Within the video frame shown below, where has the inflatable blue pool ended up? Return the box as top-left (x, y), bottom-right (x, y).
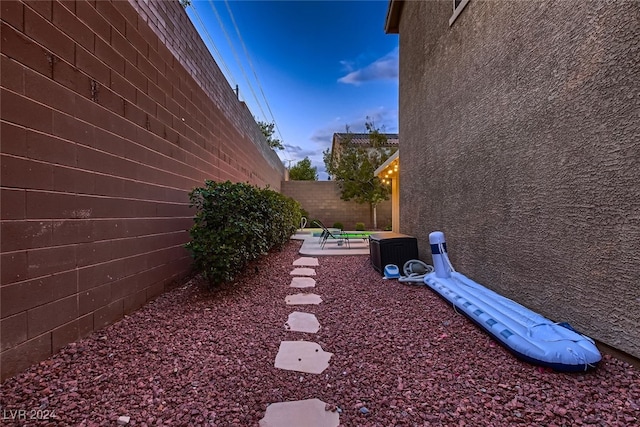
top-left (425, 231), bottom-right (601, 372)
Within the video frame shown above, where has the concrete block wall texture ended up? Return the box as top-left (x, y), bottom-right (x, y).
top-left (281, 181), bottom-right (392, 230)
top-left (0, 0), bottom-right (284, 380)
top-left (396, 0), bottom-right (640, 358)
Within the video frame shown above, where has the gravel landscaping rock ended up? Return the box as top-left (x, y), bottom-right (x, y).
top-left (1, 241), bottom-right (639, 426)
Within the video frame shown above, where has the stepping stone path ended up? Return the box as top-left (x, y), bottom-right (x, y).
top-left (259, 398), bottom-right (339, 427)
top-left (290, 267), bottom-right (316, 276)
top-left (259, 257), bottom-right (340, 425)
top-left (274, 341), bottom-right (333, 374)
top-left (292, 257), bottom-right (319, 266)
top-left (290, 277), bottom-right (316, 288)
top-left (284, 311), bottom-right (320, 333)
top-left (285, 293), bottom-right (322, 305)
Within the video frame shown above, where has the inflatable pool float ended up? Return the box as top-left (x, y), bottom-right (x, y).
top-left (425, 231), bottom-right (601, 372)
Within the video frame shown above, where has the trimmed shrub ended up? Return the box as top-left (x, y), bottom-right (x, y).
top-left (355, 222), bottom-right (366, 231)
top-left (332, 222), bottom-right (344, 230)
top-left (186, 180), bottom-right (301, 288)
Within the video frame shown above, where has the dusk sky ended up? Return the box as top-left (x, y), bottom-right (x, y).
top-left (186, 0), bottom-right (399, 179)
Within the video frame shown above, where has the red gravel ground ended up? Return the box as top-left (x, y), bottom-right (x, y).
top-left (1, 241), bottom-right (639, 426)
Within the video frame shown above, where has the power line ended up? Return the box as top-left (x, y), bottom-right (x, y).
top-left (206, 0), bottom-right (268, 121)
top-left (222, 0), bottom-right (286, 148)
top-left (188, 1), bottom-right (293, 164)
top-left (189, 3), bottom-right (236, 89)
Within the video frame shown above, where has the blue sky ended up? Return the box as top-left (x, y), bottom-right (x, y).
top-left (185, 0), bottom-right (398, 180)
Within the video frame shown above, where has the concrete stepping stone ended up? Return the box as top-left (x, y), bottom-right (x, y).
top-left (285, 293), bottom-right (322, 305)
top-left (290, 277), bottom-right (316, 288)
top-left (284, 312), bottom-right (320, 333)
top-left (290, 267), bottom-right (316, 276)
top-left (274, 341), bottom-right (333, 374)
top-left (259, 398), bottom-right (339, 427)
top-left (293, 257), bottom-right (319, 267)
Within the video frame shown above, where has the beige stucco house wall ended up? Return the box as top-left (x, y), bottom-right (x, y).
top-left (386, 0), bottom-right (640, 359)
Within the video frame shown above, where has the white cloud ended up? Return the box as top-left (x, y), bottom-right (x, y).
top-left (361, 106), bottom-right (398, 133)
top-left (284, 143), bottom-right (318, 159)
top-left (338, 47), bottom-right (399, 85)
top-left (309, 107), bottom-right (397, 145)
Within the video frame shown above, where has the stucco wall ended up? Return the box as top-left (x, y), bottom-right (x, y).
top-left (281, 181), bottom-right (392, 230)
top-left (397, 0), bottom-right (639, 357)
top-left (0, 0), bottom-right (284, 380)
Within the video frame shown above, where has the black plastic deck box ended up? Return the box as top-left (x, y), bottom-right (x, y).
top-left (369, 232), bottom-right (419, 274)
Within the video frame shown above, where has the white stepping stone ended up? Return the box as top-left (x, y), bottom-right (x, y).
top-left (290, 277), bottom-right (316, 288)
top-left (285, 293), bottom-right (322, 305)
top-left (274, 341), bottom-right (333, 374)
top-left (290, 267), bottom-right (316, 276)
top-left (293, 257), bottom-right (319, 267)
top-left (259, 398), bottom-right (339, 427)
top-left (284, 312), bottom-right (320, 333)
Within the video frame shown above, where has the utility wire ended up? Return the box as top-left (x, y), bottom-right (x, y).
top-left (221, 0), bottom-right (292, 164)
top-left (188, 1), bottom-right (293, 164)
top-left (223, 0), bottom-right (286, 148)
top-left (207, 0), bottom-right (268, 121)
top-left (189, 3), bottom-right (237, 89)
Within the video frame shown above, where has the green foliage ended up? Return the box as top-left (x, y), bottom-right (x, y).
top-left (332, 222), bottom-right (344, 230)
top-left (257, 120), bottom-right (284, 150)
top-left (186, 180), bottom-right (301, 288)
top-left (355, 222), bottom-right (366, 231)
top-left (384, 224), bottom-right (393, 231)
top-left (323, 118), bottom-right (396, 207)
top-left (289, 157), bottom-right (318, 181)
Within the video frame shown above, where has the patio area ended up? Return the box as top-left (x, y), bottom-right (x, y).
top-left (292, 228), bottom-right (377, 256)
top-left (1, 240), bottom-right (638, 426)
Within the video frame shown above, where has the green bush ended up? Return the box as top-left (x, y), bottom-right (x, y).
top-left (332, 222), bottom-right (344, 230)
top-left (186, 180), bottom-right (301, 288)
top-left (355, 222), bottom-right (366, 231)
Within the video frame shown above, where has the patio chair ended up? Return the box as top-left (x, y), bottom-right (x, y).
top-left (312, 220), bottom-right (350, 249)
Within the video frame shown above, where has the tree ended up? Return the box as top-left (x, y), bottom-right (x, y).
top-left (289, 157), bottom-right (318, 181)
top-left (257, 120), bottom-right (284, 150)
top-left (323, 118), bottom-right (397, 229)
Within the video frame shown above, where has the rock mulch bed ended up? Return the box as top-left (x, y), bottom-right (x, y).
top-left (1, 241), bottom-right (639, 426)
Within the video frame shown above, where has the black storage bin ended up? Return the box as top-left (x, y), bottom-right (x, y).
top-left (369, 232), bottom-right (419, 274)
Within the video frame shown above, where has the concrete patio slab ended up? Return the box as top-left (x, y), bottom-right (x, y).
top-left (274, 341), bottom-right (333, 374)
top-left (294, 232), bottom-right (372, 256)
top-left (290, 277), bottom-right (316, 288)
top-left (259, 398), bottom-right (339, 427)
top-left (284, 312), bottom-right (320, 333)
top-left (293, 257), bottom-right (319, 266)
top-left (285, 293), bottom-right (323, 305)
top-left (291, 229), bottom-right (324, 240)
top-left (290, 267), bottom-right (316, 276)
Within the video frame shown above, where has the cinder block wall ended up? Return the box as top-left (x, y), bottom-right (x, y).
top-left (281, 181), bottom-right (392, 230)
top-left (0, 0), bottom-right (284, 380)
top-left (397, 0), bottom-right (640, 358)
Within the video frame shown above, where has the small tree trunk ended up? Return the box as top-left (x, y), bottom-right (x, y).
top-left (372, 203), bottom-right (378, 230)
